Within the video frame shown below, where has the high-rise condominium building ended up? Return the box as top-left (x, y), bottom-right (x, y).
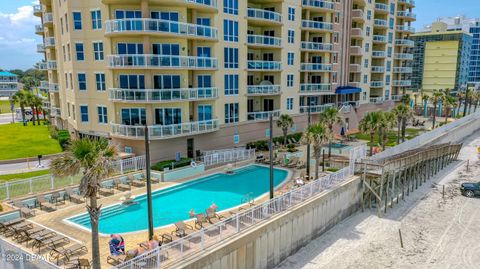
top-left (34, 0), bottom-right (415, 161)
top-left (0, 72), bottom-right (19, 97)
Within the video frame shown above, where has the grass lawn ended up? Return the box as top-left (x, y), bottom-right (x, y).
top-left (0, 100), bottom-right (12, 114)
top-left (0, 122), bottom-right (62, 160)
top-left (0, 170), bottom-right (50, 182)
top-left (355, 128), bottom-right (423, 147)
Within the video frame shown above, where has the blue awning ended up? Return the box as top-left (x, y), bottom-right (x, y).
top-left (336, 86), bottom-right (362, 95)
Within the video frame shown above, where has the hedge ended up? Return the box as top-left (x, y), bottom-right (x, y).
top-left (152, 158), bottom-right (192, 171)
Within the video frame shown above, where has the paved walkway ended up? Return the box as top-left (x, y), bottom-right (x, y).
top-left (0, 159), bottom-right (51, 175)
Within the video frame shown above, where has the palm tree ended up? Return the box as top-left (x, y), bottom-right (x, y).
top-left (443, 93), bottom-right (456, 124)
top-left (25, 91), bottom-right (37, 126)
top-left (431, 90), bottom-right (443, 129)
top-left (51, 138), bottom-right (118, 269)
top-left (378, 111), bottom-right (396, 150)
top-left (319, 107), bottom-right (342, 157)
top-left (301, 123), bottom-right (330, 180)
top-left (401, 94), bottom-right (411, 106)
top-left (456, 91), bottom-right (465, 117)
top-left (32, 95), bottom-right (44, 125)
top-left (10, 90), bottom-right (29, 126)
top-left (276, 114), bottom-right (294, 145)
top-left (421, 93), bottom-right (429, 117)
top-left (359, 111), bottom-right (382, 156)
top-left (473, 91), bottom-right (480, 112)
top-left (413, 93), bottom-right (419, 111)
top-left (393, 104), bottom-right (414, 143)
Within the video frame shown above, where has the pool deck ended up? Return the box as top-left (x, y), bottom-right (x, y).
top-left (1, 160), bottom-right (304, 268)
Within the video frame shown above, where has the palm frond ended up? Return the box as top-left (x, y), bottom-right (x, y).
top-left (50, 152), bottom-right (82, 177)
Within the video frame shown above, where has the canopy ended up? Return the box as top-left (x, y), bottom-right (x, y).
top-left (335, 86), bottom-right (362, 95)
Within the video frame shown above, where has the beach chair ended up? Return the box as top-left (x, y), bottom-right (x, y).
top-left (172, 221), bottom-right (195, 237)
top-left (206, 208), bottom-right (225, 224)
top-left (65, 187), bottom-right (85, 204)
top-left (296, 160), bottom-right (306, 169)
top-left (13, 201), bottom-right (36, 218)
top-left (33, 234), bottom-right (69, 252)
top-left (51, 192), bottom-right (65, 206)
top-left (4, 222), bottom-right (33, 237)
top-left (128, 175), bottom-right (146, 187)
top-left (98, 185), bottom-right (115, 196)
top-left (49, 243), bottom-right (88, 265)
top-left (65, 258), bottom-right (91, 269)
top-left (194, 213), bottom-right (208, 229)
top-left (0, 217), bottom-right (25, 233)
top-left (107, 249), bottom-right (138, 266)
top-left (14, 226), bottom-right (44, 242)
top-left (113, 178), bottom-right (131, 191)
top-left (255, 154), bottom-right (265, 163)
top-left (287, 157), bottom-right (299, 168)
top-left (36, 195), bottom-right (56, 211)
top-left (150, 173), bottom-right (161, 184)
top-left (24, 229), bottom-right (55, 246)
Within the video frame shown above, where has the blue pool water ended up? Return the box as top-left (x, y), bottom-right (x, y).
top-left (67, 165), bottom-right (289, 234)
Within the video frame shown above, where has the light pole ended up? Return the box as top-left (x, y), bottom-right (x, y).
top-left (269, 114), bottom-right (274, 199)
top-left (144, 124), bottom-right (154, 240)
top-left (306, 103), bottom-right (311, 178)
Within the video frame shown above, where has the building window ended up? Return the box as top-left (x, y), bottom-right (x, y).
top-left (65, 14), bottom-right (69, 32)
top-left (91, 10), bottom-right (102, 30)
top-left (287, 74), bottom-right (294, 87)
top-left (119, 74), bottom-right (145, 89)
top-left (364, 59), bottom-right (369, 68)
top-left (224, 48), bottom-right (239, 68)
top-left (363, 74), bottom-right (368, 84)
top-left (224, 74), bottom-right (239, 95)
top-left (287, 52), bottom-right (294, 65)
top-left (367, 10), bottom-right (372, 20)
top-left (225, 103), bottom-right (239, 124)
top-left (224, 0), bottom-right (238, 15)
top-left (287, 98), bottom-right (293, 110)
top-left (198, 105), bottom-right (212, 121)
top-left (80, 105), bottom-right (89, 122)
top-left (366, 26), bottom-right (371, 36)
top-left (365, 43), bottom-right (370, 52)
top-left (77, 73), bottom-right (87, 91)
top-left (93, 42), bottom-right (104, 60)
top-left (288, 7), bottom-right (295, 21)
top-left (388, 32), bottom-right (393, 43)
top-left (73, 12), bottom-right (82, 30)
top-left (288, 30), bottom-right (295, 43)
top-left (75, 43), bottom-right (84, 61)
top-left (97, 106), bottom-right (108, 124)
top-left (223, 20), bottom-right (239, 42)
top-left (95, 73), bottom-right (106, 91)
top-left (154, 108), bottom-right (182, 125)
top-left (121, 108), bottom-right (146, 125)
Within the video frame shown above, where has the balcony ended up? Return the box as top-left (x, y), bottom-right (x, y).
top-left (370, 81), bottom-right (384, 88)
top-left (369, 97), bottom-right (385, 104)
top-left (39, 81), bottom-right (49, 90)
top-left (374, 19), bottom-right (388, 28)
top-left (373, 35), bottom-right (387, 43)
top-left (43, 101), bottom-right (50, 109)
top-left (38, 61), bottom-right (57, 71)
top-left (301, 20), bottom-right (334, 32)
top-left (398, 0), bottom-right (415, 7)
top-left (247, 110), bottom-right (280, 121)
top-left (37, 62), bottom-right (47, 71)
top-left (352, 10), bottom-right (365, 22)
top-left (37, 44), bottom-right (45, 53)
top-left (301, 63), bottom-right (333, 72)
top-left (397, 11), bottom-right (416, 20)
top-left (391, 95), bottom-right (404, 101)
top-left (371, 66), bottom-right (385, 73)
top-left (350, 46), bottom-right (362, 55)
top-left (350, 64), bottom-right (361, 73)
top-left (111, 120), bottom-right (220, 140)
top-left (50, 107), bottom-right (61, 117)
top-left (393, 80), bottom-right (412, 87)
top-left (33, 5), bottom-right (42, 16)
top-left (108, 88), bottom-right (218, 103)
top-left (300, 84), bottom-right (331, 94)
top-left (247, 61), bottom-right (281, 71)
top-left (44, 37), bottom-right (55, 48)
top-left (49, 83), bottom-right (59, 93)
top-left (396, 25), bottom-right (415, 33)
top-left (247, 35), bottom-right (282, 48)
top-left (374, 3), bottom-right (388, 13)
top-left (372, 51), bottom-right (386, 58)
top-left (302, 0), bottom-right (335, 11)
top-left (395, 39), bottom-right (415, 47)
top-left (35, 24), bottom-right (44, 34)
top-left (108, 55), bottom-right (218, 70)
top-left (301, 41), bottom-right (333, 52)
top-left (393, 67), bottom-right (413, 73)
top-left (105, 19), bottom-right (218, 40)
top-left (299, 104), bottom-right (335, 114)
top-left (246, 85), bottom-right (281, 96)
top-left (184, 0), bottom-right (218, 10)
top-left (351, 28), bottom-right (364, 39)
top-left (43, 13), bottom-right (53, 25)
top-left (395, 53), bottom-right (414, 60)
top-left (247, 8), bottom-right (282, 25)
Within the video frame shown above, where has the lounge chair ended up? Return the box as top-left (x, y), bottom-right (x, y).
top-left (255, 155), bottom-right (265, 163)
top-left (36, 195), bottom-right (56, 211)
top-left (107, 249), bottom-right (138, 265)
top-left (139, 239), bottom-right (161, 250)
top-left (12, 201), bottom-right (36, 218)
top-left (296, 161), bottom-right (306, 169)
top-left (98, 186), bottom-right (114, 196)
top-left (49, 243), bottom-right (88, 265)
top-left (128, 175), bottom-right (146, 187)
top-left (114, 178), bottom-right (131, 191)
top-left (15, 226), bottom-right (44, 242)
top-left (65, 187), bottom-right (85, 204)
top-left (23, 229), bottom-right (54, 246)
top-left (172, 221), bottom-right (195, 237)
top-left (206, 208), bottom-right (225, 224)
top-left (51, 192), bottom-right (65, 205)
top-left (65, 258), bottom-right (91, 269)
top-left (0, 217), bottom-right (25, 233)
top-left (287, 157), bottom-right (299, 168)
top-left (194, 213), bottom-right (208, 229)
top-left (4, 222), bottom-right (33, 237)
top-left (33, 234), bottom-right (69, 252)
top-left (159, 233), bottom-right (173, 244)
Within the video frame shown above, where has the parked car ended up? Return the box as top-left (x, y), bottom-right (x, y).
top-left (460, 182), bottom-right (480, 198)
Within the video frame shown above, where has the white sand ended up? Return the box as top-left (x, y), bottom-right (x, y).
top-left (276, 134), bottom-right (480, 269)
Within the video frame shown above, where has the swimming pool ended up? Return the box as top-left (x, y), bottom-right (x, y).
top-left (67, 165), bottom-right (289, 234)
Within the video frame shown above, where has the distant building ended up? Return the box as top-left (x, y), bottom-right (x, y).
top-left (410, 22), bottom-right (472, 94)
top-left (0, 71), bottom-right (19, 97)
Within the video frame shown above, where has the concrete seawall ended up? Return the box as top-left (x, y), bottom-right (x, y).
top-left (176, 176), bottom-right (363, 269)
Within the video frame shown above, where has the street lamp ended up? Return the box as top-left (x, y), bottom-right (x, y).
top-left (144, 124), bottom-right (154, 240)
top-left (269, 113), bottom-right (274, 199)
top-left (306, 103), bottom-right (311, 178)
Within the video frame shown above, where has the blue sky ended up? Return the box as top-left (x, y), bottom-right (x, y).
top-left (0, 0), bottom-right (480, 70)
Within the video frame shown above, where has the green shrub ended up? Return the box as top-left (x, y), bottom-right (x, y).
top-left (246, 132), bottom-right (303, 151)
top-left (57, 130), bottom-right (70, 150)
top-left (152, 158), bottom-right (192, 171)
top-left (326, 167), bottom-right (339, 172)
top-left (49, 125), bottom-right (58, 139)
top-left (287, 144), bottom-right (297, 153)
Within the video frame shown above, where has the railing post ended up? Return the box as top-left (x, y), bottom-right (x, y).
top-left (134, 158), bottom-right (138, 171)
top-left (29, 179), bottom-right (33, 194)
top-left (50, 175), bottom-right (54, 190)
top-left (120, 160), bottom-right (124, 174)
top-left (236, 214), bottom-right (240, 232)
top-left (156, 249), bottom-right (161, 268)
top-left (6, 183), bottom-right (10, 199)
top-left (201, 231), bottom-right (205, 249)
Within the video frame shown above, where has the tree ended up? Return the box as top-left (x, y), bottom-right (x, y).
top-left (50, 138), bottom-right (117, 269)
top-left (393, 104), bottom-right (414, 143)
top-left (413, 93), bottom-right (419, 111)
top-left (431, 90), bottom-right (443, 129)
top-left (276, 114), bottom-right (294, 145)
top-left (32, 95), bottom-right (44, 125)
top-left (401, 93), bottom-right (411, 106)
top-left (456, 91), bottom-right (465, 117)
top-left (378, 111), bottom-right (396, 150)
top-left (301, 123), bottom-right (330, 180)
top-left (421, 93), bottom-right (429, 117)
top-left (473, 91), bottom-right (480, 112)
top-left (359, 111), bottom-right (382, 156)
top-left (10, 90), bottom-right (29, 126)
top-left (319, 107), bottom-right (342, 157)
top-left (25, 91), bottom-right (37, 126)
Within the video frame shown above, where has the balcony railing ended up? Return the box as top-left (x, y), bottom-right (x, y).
top-left (185, 0), bottom-right (218, 9)
top-left (105, 19), bottom-right (218, 39)
top-left (352, 9), bottom-right (365, 21)
top-left (301, 41), bottom-right (333, 51)
top-left (396, 25), bottom-right (415, 32)
top-left (302, 0), bottom-right (335, 10)
top-left (350, 64), bottom-right (361, 73)
top-left (395, 53), bottom-right (414, 60)
top-left (36, 44), bottom-right (45, 53)
top-left (247, 8), bottom-right (282, 24)
top-left (111, 120), bottom-right (220, 140)
top-left (302, 20), bottom-right (334, 31)
top-left (108, 88), bottom-right (218, 102)
top-left (373, 35), bottom-right (387, 43)
top-left (351, 28), bottom-right (363, 37)
top-left (370, 81), bottom-right (384, 88)
top-left (247, 61), bottom-right (281, 71)
top-left (108, 55), bottom-right (218, 69)
top-left (47, 61), bottom-right (57, 70)
top-left (371, 66), bottom-right (385, 73)
top-left (393, 67), bottom-right (413, 73)
top-left (350, 46), bottom-right (362, 55)
top-left (374, 19), bottom-right (388, 28)
top-left (391, 95), bottom-right (404, 101)
top-left (43, 13), bottom-right (53, 24)
top-left (299, 103), bottom-right (335, 114)
top-left (372, 51), bottom-right (386, 58)
top-left (395, 39), bottom-right (415, 47)
top-left (49, 83), bottom-right (59, 92)
top-left (44, 37), bottom-right (55, 48)
top-left (39, 81), bottom-right (49, 89)
top-left (398, 0), bottom-right (415, 6)
top-left (51, 107), bottom-right (61, 117)
top-left (300, 63), bottom-right (332, 72)
top-left (393, 80), bottom-right (412, 87)
top-left (37, 62), bottom-right (47, 70)
top-left (33, 5), bottom-right (42, 15)
top-left (247, 110), bottom-right (280, 121)
top-left (246, 85), bottom-right (281, 95)
top-left (397, 11), bottom-right (416, 19)
top-left (300, 83), bottom-right (331, 93)
top-left (35, 24), bottom-right (44, 34)
top-left (370, 97), bottom-right (385, 104)
top-left (375, 3), bottom-right (388, 12)
top-left (247, 35), bottom-right (282, 47)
